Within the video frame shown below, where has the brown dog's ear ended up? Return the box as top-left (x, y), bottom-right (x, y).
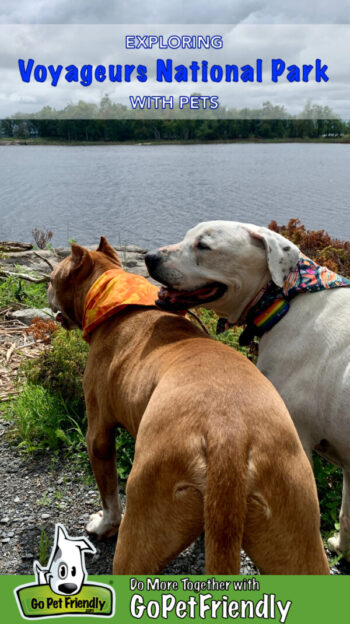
top-left (96, 236), bottom-right (122, 266)
top-left (70, 243), bottom-right (93, 275)
top-left (71, 243), bottom-right (87, 266)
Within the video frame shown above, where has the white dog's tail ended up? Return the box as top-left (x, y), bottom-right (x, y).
top-left (204, 434), bottom-right (247, 574)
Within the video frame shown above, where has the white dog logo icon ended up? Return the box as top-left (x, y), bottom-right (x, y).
top-left (33, 524), bottom-right (96, 596)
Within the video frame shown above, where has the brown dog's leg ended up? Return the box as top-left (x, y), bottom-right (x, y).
top-left (85, 421), bottom-right (122, 539)
top-left (242, 460), bottom-right (330, 574)
top-left (113, 458), bottom-right (204, 574)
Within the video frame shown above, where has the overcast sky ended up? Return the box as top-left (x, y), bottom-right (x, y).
top-left (1, 0), bottom-right (350, 24)
top-left (0, 2), bottom-right (349, 119)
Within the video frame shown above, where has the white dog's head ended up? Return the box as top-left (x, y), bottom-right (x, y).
top-left (34, 524), bottom-right (95, 596)
top-left (145, 221), bottom-right (300, 322)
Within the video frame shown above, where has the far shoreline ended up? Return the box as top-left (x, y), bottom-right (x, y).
top-left (1, 137), bottom-right (350, 147)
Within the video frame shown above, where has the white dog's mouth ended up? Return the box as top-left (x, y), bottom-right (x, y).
top-left (156, 282), bottom-right (227, 310)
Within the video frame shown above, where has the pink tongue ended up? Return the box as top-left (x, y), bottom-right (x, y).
top-left (160, 285), bottom-right (216, 302)
top-left (197, 287), bottom-right (218, 299)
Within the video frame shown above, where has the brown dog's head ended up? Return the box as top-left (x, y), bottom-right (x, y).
top-left (48, 237), bottom-right (122, 329)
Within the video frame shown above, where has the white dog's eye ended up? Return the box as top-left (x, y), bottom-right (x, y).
top-left (58, 563), bottom-right (68, 579)
top-left (197, 240), bottom-right (211, 251)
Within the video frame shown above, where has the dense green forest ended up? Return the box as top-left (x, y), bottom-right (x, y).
top-left (1, 97), bottom-right (348, 141)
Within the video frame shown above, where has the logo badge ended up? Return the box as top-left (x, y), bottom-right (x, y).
top-left (15, 524), bottom-right (115, 619)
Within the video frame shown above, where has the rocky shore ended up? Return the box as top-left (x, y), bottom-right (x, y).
top-left (1, 242), bottom-right (150, 280)
top-left (0, 244), bottom-right (349, 576)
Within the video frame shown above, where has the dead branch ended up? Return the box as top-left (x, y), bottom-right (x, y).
top-left (6, 343), bottom-right (16, 363)
top-left (33, 251), bottom-right (56, 272)
top-left (0, 269), bottom-right (50, 283)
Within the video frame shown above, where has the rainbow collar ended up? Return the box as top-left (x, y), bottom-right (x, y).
top-left (217, 253), bottom-right (350, 346)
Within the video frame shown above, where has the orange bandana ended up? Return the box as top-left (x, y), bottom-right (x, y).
top-left (82, 269), bottom-right (159, 342)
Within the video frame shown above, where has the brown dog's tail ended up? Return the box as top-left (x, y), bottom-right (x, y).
top-left (204, 434), bottom-right (247, 574)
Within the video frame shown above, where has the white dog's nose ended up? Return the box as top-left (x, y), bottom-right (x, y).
top-left (145, 251), bottom-right (162, 272)
top-left (58, 583), bottom-right (78, 594)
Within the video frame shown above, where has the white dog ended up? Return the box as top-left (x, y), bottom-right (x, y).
top-left (34, 524), bottom-right (95, 595)
top-left (145, 221), bottom-right (350, 559)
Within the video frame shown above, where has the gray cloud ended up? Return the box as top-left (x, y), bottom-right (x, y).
top-left (1, 25), bottom-right (347, 115)
top-left (0, 0), bottom-right (349, 24)
top-left (0, 11), bottom-right (349, 119)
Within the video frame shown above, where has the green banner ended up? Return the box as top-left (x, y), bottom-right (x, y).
top-left (15, 582), bottom-right (114, 618)
top-left (3, 574), bottom-right (349, 623)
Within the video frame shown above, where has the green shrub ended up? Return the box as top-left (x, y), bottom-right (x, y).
top-left (8, 328), bottom-right (90, 468)
top-left (6, 383), bottom-right (86, 454)
top-left (0, 275), bottom-right (48, 309)
top-left (116, 428), bottom-right (135, 483)
top-left (39, 527), bottom-right (51, 566)
top-left (17, 327), bottom-right (134, 485)
top-left (195, 308), bottom-right (251, 356)
top-left (313, 454), bottom-right (342, 536)
top-left (23, 328), bottom-right (89, 418)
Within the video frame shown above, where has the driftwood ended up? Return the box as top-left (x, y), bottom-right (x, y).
top-left (0, 269), bottom-right (50, 283)
top-left (0, 241), bottom-right (32, 253)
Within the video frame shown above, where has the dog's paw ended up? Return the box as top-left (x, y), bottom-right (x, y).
top-left (86, 511), bottom-right (120, 539)
top-left (327, 533), bottom-right (341, 553)
top-left (327, 533), bottom-right (350, 561)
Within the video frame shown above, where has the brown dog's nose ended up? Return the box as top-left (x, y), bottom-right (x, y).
top-left (145, 251), bottom-right (161, 272)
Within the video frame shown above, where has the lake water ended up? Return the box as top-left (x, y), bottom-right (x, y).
top-left (0, 143), bottom-right (349, 248)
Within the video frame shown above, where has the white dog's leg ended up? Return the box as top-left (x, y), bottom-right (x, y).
top-left (328, 468), bottom-right (350, 561)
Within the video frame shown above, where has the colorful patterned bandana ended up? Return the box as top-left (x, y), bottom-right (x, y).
top-left (82, 269), bottom-right (159, 342)
top-left (283, 253), bottom-right (350, 295)
top-left (216, 253), bottom-right (350, 346)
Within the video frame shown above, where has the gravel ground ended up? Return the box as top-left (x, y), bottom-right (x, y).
top-left (0, 419), bottom-right (349, 577)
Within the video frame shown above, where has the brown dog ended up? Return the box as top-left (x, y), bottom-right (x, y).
top-left (48, 237), bottom-right (329, 575)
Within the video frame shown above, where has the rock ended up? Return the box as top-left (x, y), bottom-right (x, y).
top-left (0, 517), bottom-right (9, 524)
top-left (10, 308), bottom-right (54, 325)
top-left (3, 245), bottom-right (150, 282)
top-left (41, 513), bottom-right (50, 520)
top-left (7, 466), bottom-right (20, 473)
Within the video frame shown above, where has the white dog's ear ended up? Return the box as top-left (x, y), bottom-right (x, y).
top-left (246, 225), bottom-right (300, 287)
top-left (75, 538), bottom-right (96, 555)
top-left (56, 524), bottom-right (96, 555)
top-left (33, 560), bottom-right (47, 585)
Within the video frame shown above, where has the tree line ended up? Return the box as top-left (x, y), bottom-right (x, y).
top-left (0, 97), bottom-right (348, 142)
